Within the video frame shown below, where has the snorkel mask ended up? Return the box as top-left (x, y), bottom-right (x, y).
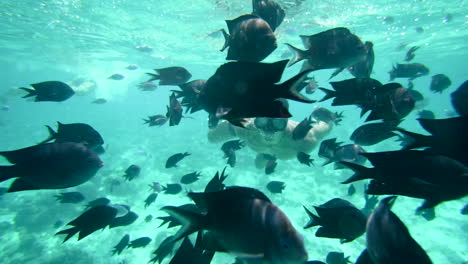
top-left (254, 117), bottom-right (288, 133)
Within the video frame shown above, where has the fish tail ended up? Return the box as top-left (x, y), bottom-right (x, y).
top-left (56, 227), bottom-right (79, 243)
top-left (318, 87), bottom-right (336, 102)
top-left (329, 68), bottom-right (344, 80)
top-left (278, 70), bottom-right (315, 103)
top-left (395, 128), bottom-right (431, 149)
top-left (146, 73), bottom-right (160, 82)
top-left (161, 205), bottom-right (204, 242)
top-left (19, 87), bottom-right (37, 98)
top-left (220, 29), bottom-right (230, 52)
top-left (340, 162), bottom-right (374, 184)
top-left (285, 43), bottom-right (307, 67)
top-left (303, 206), bottom-right (320, 229)
top-left (38, 125), bottom-right (58, 144)
top-left (0, 166), bottom-right (13, 183)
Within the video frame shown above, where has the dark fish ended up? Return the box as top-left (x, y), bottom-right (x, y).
top-left (451, 80), bottom-right (468, 116)
top-left (0, 142), bottom-right (103, 192)
top-left (109, 210), bottom-right (138, 228)
top-left (162, 183), bottom-right (182, 195)
top-left (286, 27), bottom-right (366, 69)
top-left (297, 152), bottom-right (314, 166)
top-left (128, 237), bottom-right (152, 248)
top-left (123, 165), bottom-right (141, 181)
top-left (56, 205), bottom-right (118, 242)
top-left (147, 67), bottom-right (192, 86)
top-left (292, 117), bottom-right (314, 140)
top-left (350, 120), bottom-right (400, 146)
top-left (168, 233), bottom-right (214, 264)
top-left (38, 122), bottom-right (104, 151)
top-left (388, 63), bottom-right (429, 81)
top-left (19, 81), bottom-right (75, 102)
top-left (144, 193), bottom-right (158, 208)
top-left (108, 74), bottom-right (125, 80)
top-left (296, 76), bottom-right (319, 94)
top-left (55, 191), bottom-right (85, 204)
top-left (91, 98), bottom-right (107, 104)
top-left (180, 171), bottom-right (201, 184)
top-left (85, 197), bottom-right (110, 210)
top-left (326, 251), bottom-right (351, 264)
top-left (145, 214), bottom-right (153, 222)
top-left (310, 107), bottom-right (343, 125)
top-left (220, 14), bottom-right (277, 62)
top-left (266, 180), bottom-right (285, 193)
top-left (252, 0), bottom-right (285, 32)
top-left (204, 167), bottom-right (228, 192)
top-left (430, 74), bottom-right (451, 93)
top-left (366, 196), bottom-right (433, 264)
top-left (347, 184), bottom-right (356, 196)
top-left (303, 198), bottom-right (367, 243)
top-left (143, 115), bottom-right (168, 127)
top-left (221, 140), bottom-right (245, 154)
top-left (461, 204), bottom-right (468, 215)
top-left (198, 60), bottom-right (314, 126)
top-left (149, 236), bottom-right (176, 264)
top-left (419, 207), bottom-right (436, 221)
top-left (347, 41), bottom-right (375, 79)
top-left (165, 152), bottom-right (190, 168)
top-left (166, 93), bottom-right (183, 126)
top-left (417, 110), bottom-right (435, 119)
top-left (361, 190), bottom-right (379, 217)
top-left (404, 46), bottom-right (420, 62)
top-left (265, 157), bottom-right (277, 175)
top-left (112, 234), bottom-right (130, 255)
top-left (415, 27), bottom-right (424, 33)
top-left (382, 16), bottom-right (394, 24)
top-left (157, 204), bottom-right (201, 229)
top-left (126, 64), bottom-right (138, 70)
top-left (162, 186), bottom-right (308, 263)
top-left (224, 149), bottom-right (239, 167)
top-left (318, 138), bottom-right (366, 169)
top-left (172, 80), bottom-right (206, 114)
top-left (138, 81), bottom-right (158, 91)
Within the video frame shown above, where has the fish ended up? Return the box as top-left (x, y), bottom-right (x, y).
top-left (38, 122), bottom-right (104, 152)
top-left (404, 46), bottom-right (420, 62)
top-left (350, 120), bottom-right (400, 146)
top-left (128, 237), bottom-right (152, 248)
top-left (109, 209), bottom-right (138, 228)
top-left (165, 152), bottom-right (190, 168)
top-left (84, 197), bottom-right (110, 210)
top-left (168, 233), bottom-right (214, 264)
top-left (149, 236), bottom-right (176, 264)
top-left (180, 171), bottom-right (202, 184)
top-left (361, 190), bottom-right (379, 217)
top-left (220, 14), bottom-right (277, 62)
top-left (296, 76), bottom-right (319, 94)
top-left (326, 251), bottom-right (351, 264)
top-left (205, 167), bottom-right (228, 192)
top-left (20, 81), bottom-right (75, 102)
top-left (382, 16), bottom-right (394, 24)
top-left (286, 27), bottom-right (366, 69)
top-left (292, 117), bottom-right (314, 140)
top-left (318, 138), bottom-right (366, 169)
top-left (56, 205), bottom-right (118, 242)
top-left (111, 234), bottom-right (130, 256)
top-left (126, 64), bottom-right (138, 70)
top-left (55, 191), bottom-right (85, 204)
top-left (146, 67), bottom-right (192, 86)
top-left (415, 27), bottom-right (424, 33)
top-left (222, 146), bottom-right (241, 167)
top-left (265, 156), bottom-right (277, 175)
top-left (347, 184), bottom-right (356, 196)
top-left (198, 60), bottom-right (314, 126)
top-left (162, 183), bottom-right (183, 195)
top-left (138, 81), bottom-right (158, 91)
top-left (108, 74), bottom-right (125, 80)
top-left (252, 0), bottom-right (285, 32)
top-left (157, 204), bottom-right (201, 229)
top-left (0, 142), bottom-right (103, 192)
top-left (419, 207), bottom-right (436, 221)
top-left (162, 186), bottom-right (308, 264)
top-left (366, 196), bottom-right (433, 264)
top-left (135, 45), bottom-right (153, 52)
top-left (303, 198), bottom-right (367, 243)
top-left (143, 115), bottom-right (168, 126)
top-left (123, 165), bottom-right (141, 181)
top-left (145, 214), bottom-right (153, 222)
top-left (388, 63), bottom-right (429, 81)
top-left (266, 180), bottom-right (285, 193)
top-left (166, 93), bottom-right (183, 126)
top-left (430, 74), bottom-right (452, 93)
top-left (144, 193), bottom-right (158, 208)
top-left (221, 140), bottom-right (245, 154)
top-left (310, 107), bottom-right (343, 125)
top-left (297, 152), bottom-right (314, 166)
top-left (417, 110), bottom-right (435, 119)
top-left (461, 204), bottom-right (468, 215)
top-left (91, 98), bottom-right (107, 104)
top-left (451, 80), bottom-right (468, 116)
top-left (149, 182), bottom-right (163, 193)
top-left (347, 41), bottom-right (375, 78)
top-left (172, 80), bottom-right (206, 114)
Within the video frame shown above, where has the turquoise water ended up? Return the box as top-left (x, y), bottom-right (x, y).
top-left (0, 0), bottom-right (467, 263)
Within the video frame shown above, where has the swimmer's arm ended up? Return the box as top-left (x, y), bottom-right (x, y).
top-left (207, 121), bottom-right (237, 143)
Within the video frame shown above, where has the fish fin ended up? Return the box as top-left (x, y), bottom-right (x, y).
top-left (285, 43), bottom-right (307, 67)
top-left (38, 125), bottom-right (58, 144)
top-left (56, 227), bottom-right (80, 242)
top-left (388, 65), bottom-right (396, 81)
top-left (417, 199), bottom-right (441, 213)
top-left (146, 73), bottom-right (160, 82)
top-left (0, 166), bottom-right (13, 183)
top-left (8, 178), bottom-right (38, 192)
top-left (19, 87), bottom-right (37, 98)
top-left (161, 205), bottom-right (205, 242)
top-left (355, 249), bottom-right (374, 264)
top-left (278, 70), bottom-right (315, 103)
top-left (395, 128), bottom-right (431, 149)
top-left (303, 205), bottom-right (320, 229)
top-left (315, 226), bottom-right (340, 238)
top-left (340, 162), bottom-right (374, 184)
top-left (318, 87), bottom-right (336, 102)
top-left (220, 29), bottom-right (230, 52)
top-left (329, 68), bottom-right (344, 80)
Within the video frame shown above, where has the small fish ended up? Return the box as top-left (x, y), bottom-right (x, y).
top-left (168, 233), bottom-right (214, 264)
top-left (419, 207), bottom-right (436, 221)
top-left (112, 234), bottom-right (130, 255)
top-left (292, 117), bottom-right (314, 140)
top-left (382, 16), bottom-right (394, 24)
top-left (404, 46), bottom-right (420, 62)
top-left (265, 155), bottom-right (277, 174)
top-left (128, 237), bottom-right (152, 249)
top-left (430, 74), bottom-right (451, 93)
top-left (461, 204), bottom-right (468, 215)
top-left (145, 214), bottom-right (153, 222)
top-left (138, 81), bottom-right (158, 91)
top-left (109, 209), bottom-right (138, 228)
top-left (123, 165), bottom-right (141, 181)
top-left (319, 139), bottom-right (367, 169)
top-left (204, 167), bottom-right (228, 192)
top-left (108, 74), bottom-right (125, 80)
top-left (310, 107), bottom-right (342, 125)
top-left (451, 80), bottom-right (468, 116)
top-left (91, 98), bottom-right (107, 104)
top-left (157, 204), bottom-right (201, 229)
top-left (347, 184), bottom-right (356, 196)
top-left (366, 196), bottom-right (433, 264)
top-left (221, 140), bottom-right (244, 167)
top-left (149, 236), bottom-right (176, 263)
top-left (297, 152), bottom-right (314, 166)
top-left (144, 193), bottom-right (158, 208)
top-left (346, 41), bottom-right (375, 79)
top-left (415, 27), bottom-right (424, 33)
top-left (180, 171), bottom-right (201, 184)
top-left (326, 251), bottom-right (351, 264)
top-left (297, 76), bottom-right (319, 94)
top-left (56, 205), bottom-right (118, 242)
top-left (143, 114), bottom-right (168, 127)
top-left (85, 197), bottom-right (110, 210)
top-left (303, 198), bottom-right (367, 243)
top-left (166, 93), bottom-right (183, 126)
top-left (389, 63), bottom-right (429, 81)
top-left (148, 182), bottom-right (163, 193)
top-left (0, 142), bottom-right (103, 192)
top-left (126, 64), bottom-right (138, 70)
top-left (135, 45), bottom-right (153, 52)
top-left (350, 120), bottom-right (400, 146)
top-left (165, 152), bottom-right (190, 168)
top-left (146, 66), bottom-right (192, 86)
top-left (172, 79), bottom-right (206, 114)
top-left (55, 191), bottom-right (85, 204)
top-left (266, 180), bottom-right (285, 193)
top-left (162, 183), bottom-right (182, 195)
top-left (19, 81), bottom-right (75, 102)
top-left (417, 110), bottom-right (435, 119)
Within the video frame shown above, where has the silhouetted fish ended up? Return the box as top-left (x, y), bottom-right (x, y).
top-left (292, 117), bottom-right (314, 140)
top-left (266, 180), bottom-right (285, 193)
top-left (318, 138), bottom-right (366, 169)
top-left (404, 46), bottom-right (419, 62)
top-left (451, 80), bottom-right (468, 116)
top-left (326, 251), bottom-right (351, 264)
top-left (205, 167), bottom-right (228, 192)
top-left (417, 110), bottom-right (435, 119)
top-left (112, 234), bottom-right (130, 255)
top-left (220, 14), bottom-right (277, 62)
top-left (310, 107), bottom-right (343, 125)
top-left (347, 41), bottom-right (375, 78)
top-left (172, 80), bottom-right (206, 114)
top-left (143, 115), bottom-right (168, 127)
top-left (180, 171), bottom-right (201, 184)
top-left (264, 154), bottom-right (277, 174)
top-left (85, 197), bottom-right (110, 210)
top-left (430, 74), bottom-right (451, 93)
top-left (108, 74), bottom-right (124, 80)
top-left (39, 122), bottom-right (104, 151)
top-left (55, 191), bottom-right (85, 204)
top-left (138, 81), bottom-right (158, 91)
top-left (166, 93), bottom-right (183, 126)
top-left (389, 63), bottom-right (429, 81)
top-left (147, 67), bottom-right (192, 85)
top-left (162, 183), bottom-right (183, 195)
top-left (347, 184), bottom-right (356, 196)
top-left (20, 81), bottom-right (75, 102)
top-left (149, 236), bottom-right (176, 264)
top-left (350, 120), bottom-right (400, 146)
top-left (144, 193), bottom-right (158, 208)
top-left (168, 233), bottom-right (214, 264)
top-left (91, 98), bottom-right (107, 104)
top-left (297, 152), bottom-right (314, 166)
top-left (165, 152), bottom-right (190, 168)
top-left (128, 237), bottom-right (152, 248)
top-left (123, 165), bottom-right (141, 181)
top-left (252, 0), bottom-right (285, 32)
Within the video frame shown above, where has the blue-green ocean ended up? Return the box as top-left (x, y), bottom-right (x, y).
top-left (0, 1), bottom-right (467, 263)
